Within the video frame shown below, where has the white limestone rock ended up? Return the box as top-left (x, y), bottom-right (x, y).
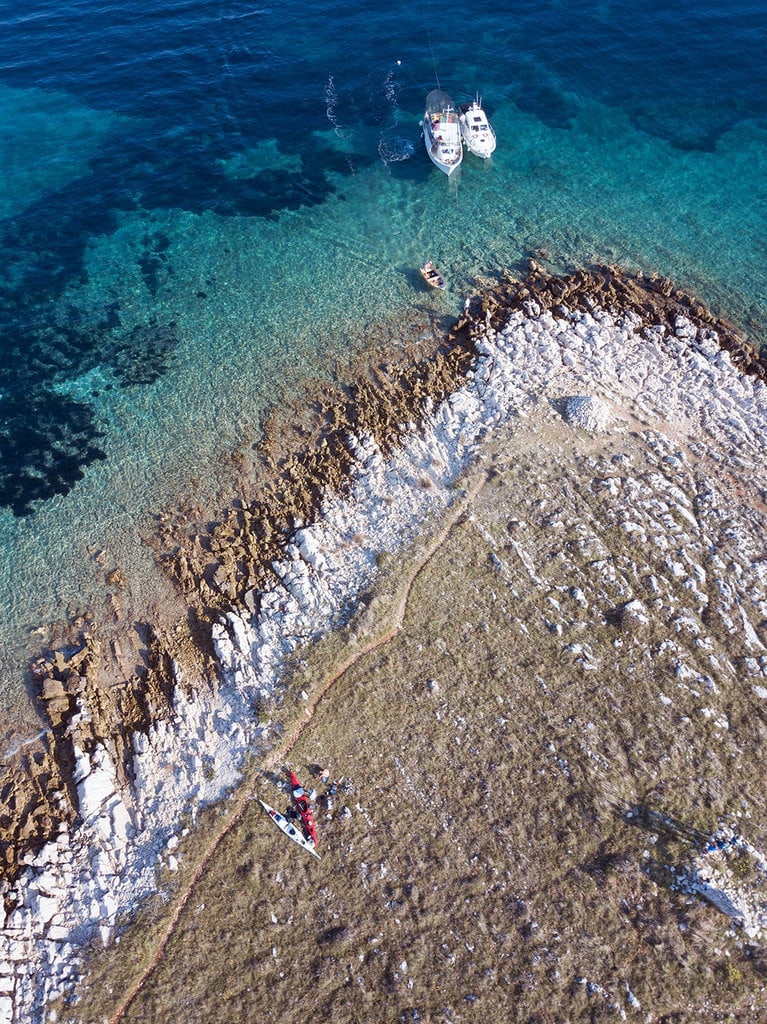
top-left (560, 395), bottom-right (612, 432)
top-left (29, 893), bottom-right (58, 928)
top-left (294, 528), bottom-right (327, 572)
top-left (74, 744), bottom-right (118, 823)
top-left (110, 800), bottom-right (133, 843)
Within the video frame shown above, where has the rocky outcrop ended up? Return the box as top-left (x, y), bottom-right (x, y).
top-left (5, 261), bottom-right (762, 896)
top-left (159, 328), bottom-right (477, 621)
top-left (157, 261), bottom-right (765, 640)
top-left (469, 261), bottom-right (766, 382)
top-left (0, 625), bottom-right (188, 891)
top-left (1, 260), bottom-right (765, 1023)
top-left (559, 394), bottom-right (613, 432)
top-left (687, 831), bottom-right (767, 942)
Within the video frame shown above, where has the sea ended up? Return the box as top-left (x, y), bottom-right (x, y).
top-left (0, 0), bottom-right (765, 741)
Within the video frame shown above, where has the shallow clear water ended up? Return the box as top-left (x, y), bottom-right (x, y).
top-left (0, 0), bottom-right (765, 734)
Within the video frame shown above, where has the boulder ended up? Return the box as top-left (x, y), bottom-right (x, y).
top-left (45, 697), bottom-right (71, 720)
top-left (560, 394), bottom-right (612, 432)
top-left (110, 801), bottom-right (133, 843)
top-left (41, 678), bottom-right (66, 701)
top-left (75, 745), bottom-right (118, 822)
top-left (30, 891), bottom-right (59, 926)
top-left (295, 528), bottom-right (328, 572)
top-left (30, 870), bottom-right (61, 898)
top-left (618, 599), bottom-right (650, 631)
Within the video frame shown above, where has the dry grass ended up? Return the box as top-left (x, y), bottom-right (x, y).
top-left (66, 410), bottom-right (767, 1024)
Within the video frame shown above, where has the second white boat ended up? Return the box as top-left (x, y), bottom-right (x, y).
top-left (422, 89), bottom-right (463, 176)
top-left (459, 95), bottom-right (496, 159)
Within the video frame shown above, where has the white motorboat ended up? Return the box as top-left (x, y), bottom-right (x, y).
top-left (421, 89), bottom-right (463, 176)
top-left (459, 96), bottom-right (496, 159)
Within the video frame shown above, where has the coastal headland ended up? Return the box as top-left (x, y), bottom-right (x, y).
top-left (3, 262), bottom-right (767, 1023)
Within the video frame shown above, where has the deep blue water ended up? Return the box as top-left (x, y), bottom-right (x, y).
top-left (0, 0), bottom-right (765, 727)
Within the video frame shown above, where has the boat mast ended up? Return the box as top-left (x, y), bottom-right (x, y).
top-left (428, 29), bottom-right (441, 90)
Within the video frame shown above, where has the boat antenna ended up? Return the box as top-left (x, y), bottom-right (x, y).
top-left (427, 29), bottom-right (441, 90)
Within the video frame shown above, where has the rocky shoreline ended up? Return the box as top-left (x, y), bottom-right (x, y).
top-left (2, 262), bottom-right (767, 1024)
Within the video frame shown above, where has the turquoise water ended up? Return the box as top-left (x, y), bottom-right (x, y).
top-left (0, 0), bottom-right (765, 733)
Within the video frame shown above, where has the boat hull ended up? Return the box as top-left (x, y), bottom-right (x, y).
top-left (459, 100), bottom-right (496, 159)
top-left (423, 122), bottom-right (462, 175)
top-left (422, 89), bottom-right (463, 176)
top-left (420, 265), bottom-right (445, 289)
top-left (260, 799), bottom-right (321, 859)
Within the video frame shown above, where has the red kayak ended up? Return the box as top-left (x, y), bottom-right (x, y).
top-left (289, 769), bottom-right (319, 847)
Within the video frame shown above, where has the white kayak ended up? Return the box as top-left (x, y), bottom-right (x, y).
top-left (259, 799), bottom-right (321, 860)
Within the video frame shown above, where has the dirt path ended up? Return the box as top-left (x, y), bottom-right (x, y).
top-left (108, 469), bottom-right (488, 1024)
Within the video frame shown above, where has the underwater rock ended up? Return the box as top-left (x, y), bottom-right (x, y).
top-left (109, 321), bottom-right (179, 387)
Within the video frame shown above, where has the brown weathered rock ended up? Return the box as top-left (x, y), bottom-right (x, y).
top-left (41, 677), bottom-right (66, 701)
top-left (45, 697), bottom-right (71, 719)
top-left (106, 567), bottom-right (127, 589)
top-left (63, 671), bottom-right (86, 695)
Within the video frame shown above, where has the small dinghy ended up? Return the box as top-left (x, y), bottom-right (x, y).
top-left (420, 261), bottom-right (446, 290)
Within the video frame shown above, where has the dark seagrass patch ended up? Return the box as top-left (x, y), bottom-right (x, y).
top-left (0, 389), bottom-right (106, 517)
